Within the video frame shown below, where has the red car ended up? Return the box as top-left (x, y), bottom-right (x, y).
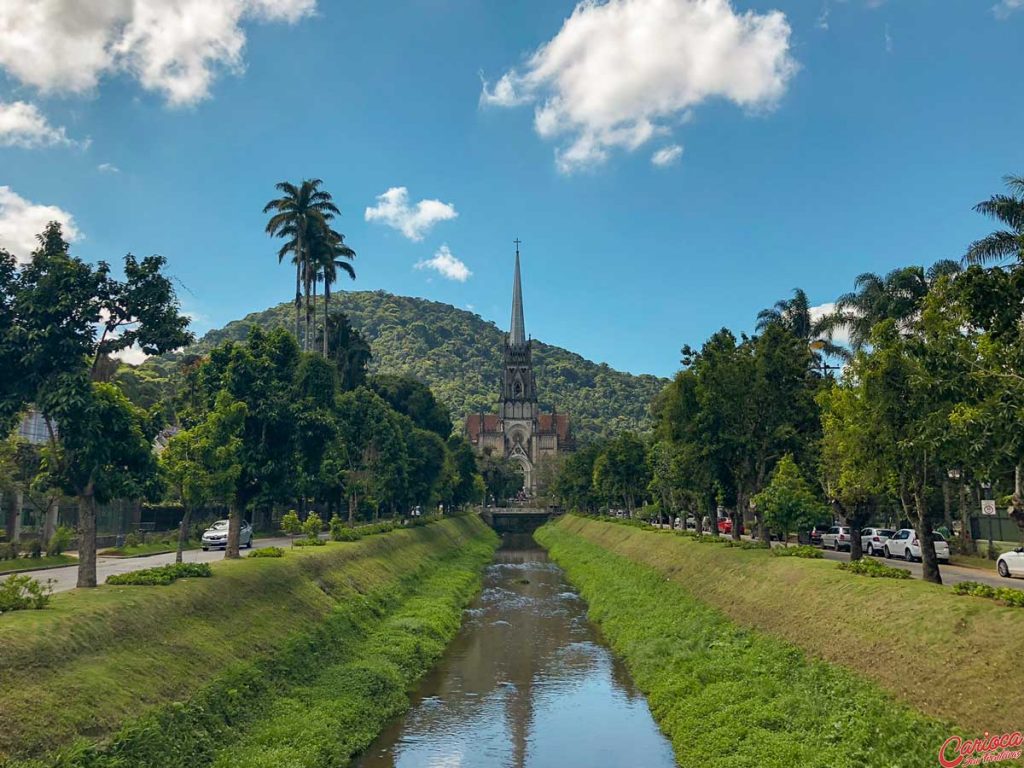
top-left (717, 517), bottom-right (745, 535)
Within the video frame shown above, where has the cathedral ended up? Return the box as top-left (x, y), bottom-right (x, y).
top-left (465, 244), bottom-right (572, 494)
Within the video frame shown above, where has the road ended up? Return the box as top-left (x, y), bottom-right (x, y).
top-left (818, 547), bottom-right (1023, 591)
top-left (653, 524), bottom-right (1024, 591)
top-left (1, 536), bottom-right (295, 593)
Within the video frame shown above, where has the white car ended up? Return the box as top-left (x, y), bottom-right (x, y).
top-left (997, 547), bottom-right (1024, 578)
top-left (861, 528), bottom-right (895, 557)
top-left (821, 525), bottom-right (852, 551)
top-left (201, 519), bottom-right (254, 550)
top-left (883, 529), bottom-right (950, 563)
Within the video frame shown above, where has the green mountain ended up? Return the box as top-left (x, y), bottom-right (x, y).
top-left (134, 291), bottom-right (666, 443)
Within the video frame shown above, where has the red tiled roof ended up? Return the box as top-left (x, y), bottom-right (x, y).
top-left (465, 413), bottom-right (500, 443)
top-left (464, 412), bottom-right (572, 445)
top-left (537, 413), bottom-right (571, 441)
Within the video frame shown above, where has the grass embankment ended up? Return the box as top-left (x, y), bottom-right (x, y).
top-left (537, 522), bottom-right (953, 767)
top-left (0, 555), bottom-right (76, 574)
top-left (0, 516), bottom-right (497, 768)
top-left (541, 517), bottom-right (1023, 734)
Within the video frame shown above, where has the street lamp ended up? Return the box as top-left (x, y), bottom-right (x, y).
top-left (947, 468), bottom-right (961, 481)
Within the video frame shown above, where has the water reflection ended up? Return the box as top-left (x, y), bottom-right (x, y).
top-left (355, 535), bottom-right (676, 768)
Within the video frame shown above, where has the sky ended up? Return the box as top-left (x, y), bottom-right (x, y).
top-left (1, 0), bottom-right (1022, 378)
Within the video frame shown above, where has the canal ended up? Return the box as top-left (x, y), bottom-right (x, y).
top-left (355, 535), bottom-right (676, 768)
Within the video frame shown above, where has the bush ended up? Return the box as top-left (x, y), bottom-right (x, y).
top-left (0, 541), bottom-right (18, 560)
top-left (0, 574), bottom-right (53, 612)
top-left (123, 532), bottom-right (140, 549)
top-left (28, 540), bottom-right (42, 558)
top-left (248, 546), bottom-right (284, 558)
top-left (292, 537), bottom-right (326, 547)
top-left (771, 545), bottom-right (823, 559)
top-left (302, 512), bottom-right (323, 541)
top-left (330, 514), bottom-right (362, 541)
top-left (47, 526), bottom-right (73, 557)
top-left (837, 558), bottom-right (910, 579)
top-left (280, 510), bottom-right (302, 541)
top-left (952, 580), bottom-right (1024, 607)
top-left (106, 562), bottom-right (212, 586)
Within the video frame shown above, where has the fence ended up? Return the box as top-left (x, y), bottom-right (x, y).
top-left (970, 509), bottom-right (1022, 544)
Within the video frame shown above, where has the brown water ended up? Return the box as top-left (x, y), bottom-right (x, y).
top-left (354, 536), bottom-right (677, 768)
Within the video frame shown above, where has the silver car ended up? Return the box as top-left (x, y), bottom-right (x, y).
top-left (201, 519), bottom-right (254, 550)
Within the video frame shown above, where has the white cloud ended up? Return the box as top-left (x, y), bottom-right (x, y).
top-left (816, 3), bottom-right (830, 30)
top-left (97, 162), bottom-right (121, 173)
top-left (415, 245), bottom-right (471, 282)
top-left (365, 187), bottom-right (458, 241)
top-left (481, 0), bottom-right (797, 173)
top-left (0, 0), bottom-right (316, 107)
top-left (0, 100), bottom-right (75, 148)
top-left (993, 0), bottom-right (1024, 18)
top-left (651, 144), bottom-right (683, 167)
top-left (884, 23), bottom-right (893, 53)
top-left (810, 302), bottom-right (851, 347)
top-left (0, 186), bottom-right (81, 263)
top-left (112, 344), bottom-right (150, 365)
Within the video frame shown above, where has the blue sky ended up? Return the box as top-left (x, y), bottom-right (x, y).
top-left (1, 0), bottom-right (1022, 378)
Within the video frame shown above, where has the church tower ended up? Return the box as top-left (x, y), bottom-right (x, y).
top-left (501, 242), bottom-right (538, 420)
top-left (463, 240), bottom-right (573, 497)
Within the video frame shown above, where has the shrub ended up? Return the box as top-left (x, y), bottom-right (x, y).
top-left (952, 580), bottom-right (1024, 607)
top-left (302, 512), bottom-right (323, 541)
top-left (292, 537), bottom-right (326, 547)
top-left (837, 558), bottom-right (910, 579)
top-left (47, 526), bottom-right (73, 557)
top-left (0, 574), bottom-right (53, 612)
top-left (28, 540), bottom-right (42, 558)
top-left (124, 532), bottom-right (140, 549)
top-left (280, 510), bottom-right (302, 541)
top-left (330, 515), bottom-right (361, 541)
top-left (0, 541), bottom-right (18, 560)
top-left (771, 545), bottom-right (823, 559)
top-left (106, 562), bottom-right (212, 586)
top-left (248, 546), bottom-right (284, 558)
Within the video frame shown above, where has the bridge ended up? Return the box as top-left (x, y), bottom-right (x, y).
top-left (480, 506), bottom-right (562, 534)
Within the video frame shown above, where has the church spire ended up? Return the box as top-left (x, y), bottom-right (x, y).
top-left (510, 239), bottom-right (526, 346)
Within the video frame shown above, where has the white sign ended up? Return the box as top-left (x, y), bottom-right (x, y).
top-left (981, 499), bottom-right (997, 517)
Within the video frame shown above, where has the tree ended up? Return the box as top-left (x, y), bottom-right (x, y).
top-left (554, 442), bottom-right (603, 513)
top-left (280, 509), bottom-right (302, 544)
top-left (160, 393), bottom-right (246, 562)
top-left (319, 312), bottom-right (371, 391)
top-left (369, 374), bottom-right (452, 437)
top-left (309, 224), bottom-right (356, 356)
top-left (592, 432), bottom-right (649, 513)
top-left (263, 179), bottom-right (340, 350)
top-left (753, 454), bottom-right (826, 545)
top-left (9, 223), bottom-right (192, 586)
top-left (479, 450), bottom-right (523, 503)
top-left (756, 287), bottom-right (844, 361)
top-left (964, 175), bottom-right (1024, 266)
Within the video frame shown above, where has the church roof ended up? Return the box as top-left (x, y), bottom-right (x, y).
top-left (465, 413), bottom-right (501, 444)
top-left (509, 246), bottom-right (526, 346)
top-left (463, 412), bottom-right (571, 445)
top-left (537, 412), bottom-right (571, 441)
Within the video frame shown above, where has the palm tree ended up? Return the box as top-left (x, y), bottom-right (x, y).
top-left (964, 175), bottom-right (1024, 266)
top-left (308, 224), bottom-right (356, 356)
top-left (263, 180), bottom-right (340, 350)
top-left (817, 261), bottom-right (961, 351)
top-left (757, 288), bottom-right (846, 362)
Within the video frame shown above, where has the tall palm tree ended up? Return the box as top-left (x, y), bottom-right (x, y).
top-left (817, 260), bottom-right (961, 351)
top-left (308, 224), bottom-right (356, 356)
top-left (964, 175), bottom-right (1024, 266)
top-left (756, 288), bottom-right (846, 362)
top-left (263, 179), bottom-right (339, 350)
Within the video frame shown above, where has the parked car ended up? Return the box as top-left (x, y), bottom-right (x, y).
top-left (883, 529), bottom-right (950, 562)
top-left (821, 525), bottom-right (852, 551)
top-left (201, 520), bottom-right (254, 550)
top-left (997, 547), bottom-right (1024, 578)
top-left (861, 528), bottom-right (895, 557)
top-left (808, 525), bottom-right (830, 547)
top-left (717, 517), bottom-right (744, 535)
top-left (685, 516), bottom-right (697, 530)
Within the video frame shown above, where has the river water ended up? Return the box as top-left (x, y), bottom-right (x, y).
top-left (355, 536), bottom-right (677, 768)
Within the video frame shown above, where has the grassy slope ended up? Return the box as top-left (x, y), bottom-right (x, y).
top-left (545, 516), bottom-right (1023, 732)
top-left (0, 516), bottom-right (496, 766)
top-left (536, 522), bottom-right (949, 768)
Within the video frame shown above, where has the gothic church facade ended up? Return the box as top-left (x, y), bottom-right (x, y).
top-left (464, 246), bottom-right (572, 494)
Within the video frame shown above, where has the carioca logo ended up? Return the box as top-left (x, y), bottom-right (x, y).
top-left (939, 732), bottom-right (1024, 767)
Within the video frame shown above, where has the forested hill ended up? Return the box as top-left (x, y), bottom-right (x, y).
top-left (166, 291), bottom-right (666, 442)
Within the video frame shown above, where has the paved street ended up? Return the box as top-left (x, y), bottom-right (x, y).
top-left (818, 547), bottom-right (1023, 591)
top-left (1, 536), bottom-right (296, 593)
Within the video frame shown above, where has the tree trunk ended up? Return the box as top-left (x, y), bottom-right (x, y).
top-left (225, 501), bottom-right (242, 559)
top-left (958, 480), bottom-right (975, 555)
top-left (849, 523), bottom-right (863, 562)
top-left (323, 285), bottom-right (331, 357)
top-left (42, 497), bottom-right (59, 546)
top-left (4, 489), bottom-right (21, 545)
top-left (176, 505), bottom-right (192, 564)
top-left (348, 492), bottom-right (357, 526)
top-left (76, 491), bottom-right (98, 588)
top-left (914, 493), bottom-right (942, 585)
top-left (942, 478), bottom-right (953, 533)
top-left (294, 260), bottom-right (302, 348)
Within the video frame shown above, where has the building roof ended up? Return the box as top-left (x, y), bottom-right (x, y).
top-left (464, 412), bottom-right (572, 444)
top-left (465, 413), bottom-right (501, 444)
top-left (537, 413), bottom-right (571, 441)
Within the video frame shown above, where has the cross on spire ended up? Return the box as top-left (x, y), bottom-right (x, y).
top-left (513, 238), bottom-right (522, 255)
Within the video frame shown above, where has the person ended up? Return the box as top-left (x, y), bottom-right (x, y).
top-left (674, 516), bottom-right (681, 531)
